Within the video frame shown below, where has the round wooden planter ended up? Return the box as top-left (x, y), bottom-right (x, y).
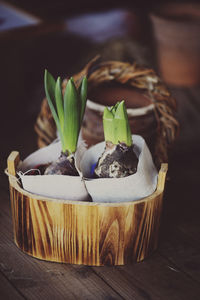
top-left (7, 151), bottom-right (168, 266)
top-left (35, 58), bottom-right (179, 168)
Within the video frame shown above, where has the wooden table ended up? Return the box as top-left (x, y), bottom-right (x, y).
top-left (1, 14), bottom-right (200, 300)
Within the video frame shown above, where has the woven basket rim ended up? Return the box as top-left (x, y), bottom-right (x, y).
top-left (86, 99), bottom-right (155, 116)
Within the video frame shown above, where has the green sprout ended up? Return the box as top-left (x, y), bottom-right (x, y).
top-left (44, 70), bottom-right (87, 155)
top-left (103, 100), bottom-right (132, 146)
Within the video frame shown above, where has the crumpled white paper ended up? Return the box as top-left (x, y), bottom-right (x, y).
top-left (18, 141), bottom-right (89, 201)
top-left (80, 135), bottom-right (158, 203)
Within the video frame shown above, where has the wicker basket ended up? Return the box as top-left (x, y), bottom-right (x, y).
top-left (35, 57), bottom-right (179, 168)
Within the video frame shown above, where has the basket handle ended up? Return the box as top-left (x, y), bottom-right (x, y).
top-left (7, 151), bottom-right (20, 176)
top-left (157, 163), bottom-right (168, 192)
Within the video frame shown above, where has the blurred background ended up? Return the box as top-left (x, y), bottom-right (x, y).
top-left (1, 0), bottom-right (200, 182)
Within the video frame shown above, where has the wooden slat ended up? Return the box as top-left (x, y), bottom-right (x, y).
top-left (7, 151), bottom-right (20, 176)
top-left (0, 271), bottom-right (25, 300)
top-left (178, 219), bottom-right (200, 243)
top-left (157, 163), bottom-right (168, 191)
top-left (158, 223), bottom-right (200, 283)
top-left (92, 252), bottom-right (200, 300)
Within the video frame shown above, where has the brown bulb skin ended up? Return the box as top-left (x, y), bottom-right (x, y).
top-left (44, 153), bottom-right (79, 176)
top-left (94, 142), bottom-right (138, 178)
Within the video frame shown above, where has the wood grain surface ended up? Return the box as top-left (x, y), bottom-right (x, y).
top-left (7, 152), bottom-right (167, 266)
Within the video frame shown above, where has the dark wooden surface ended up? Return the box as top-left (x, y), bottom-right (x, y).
top-left (1, 9), bottom-right (200, 299)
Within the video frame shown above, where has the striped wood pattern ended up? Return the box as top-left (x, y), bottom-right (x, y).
top-left (7, 151), bottom-right (167, 266)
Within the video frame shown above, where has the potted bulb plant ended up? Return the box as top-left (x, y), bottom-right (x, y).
top-left (80, 101), bottom-right (158, 203)
top-left (44, 69), bottom-right (87, 175)
top-left (6, 69), bottom-right (168, 266)
top-left (16, 70), bottom-right (89, 201)
top-left (94, 100), bottom-right (138, 178)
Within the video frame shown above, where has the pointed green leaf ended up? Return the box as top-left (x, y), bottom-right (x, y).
top-left (103, 107), bottom-right (115, 143)
top-left (44, 70), bottom-right (65, 151)
top-left (111, 101), bottom-right (120, 114)
top-left (103, 106), bottom-right (114, 120)
top-left (44, 70), bottom-right (56, 119)
top-left (103, 100), bottom-right (132, 146)
top-left (79, 76), bottom-right (88, 125)
top-left (114, 100), bottom-right (126, 119)
top-left (114, 100), bottom-right (132, 146)
top-left (63, 78), bottom-right (80, 154)
top-left (44, 71), bottom-right (88, 154)
top-left (55, 77), bottom-right (64, 131)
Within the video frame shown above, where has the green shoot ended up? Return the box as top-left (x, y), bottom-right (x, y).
top-left (78, 76), bottom-right (88, 125)
top-left (103, 107), bottom-right (115, 144)
top-left (103, 100), bottom-right (132, 146)
top-left (63, 78), bottom-right (80, 154)
top-left (55, 77), bottom-right (64, 131)
top-left (44, 70), bottom-right (88, 155)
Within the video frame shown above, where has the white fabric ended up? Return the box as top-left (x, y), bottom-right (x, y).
top-left (80, 135), bottom-right (158, 203)
top-left (18, 135), bottom-right (158, 203)
top-left (18, 141), bottom-right (88, 201)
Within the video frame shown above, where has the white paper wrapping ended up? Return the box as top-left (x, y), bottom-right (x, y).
top-left (18, 141), bottom-right (89, 201)
top-left (80, 135), bottom-right (158, 203)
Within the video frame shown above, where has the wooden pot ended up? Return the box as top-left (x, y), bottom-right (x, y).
top-left (150, 3), bottom-right (200, 86)
top-left (7, 151), bottom-right (168, 266)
